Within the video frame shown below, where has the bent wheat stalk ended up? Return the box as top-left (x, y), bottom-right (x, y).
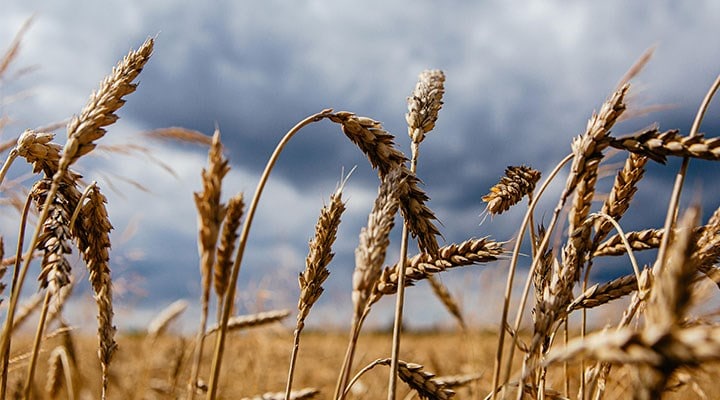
top-left (206, 109), bottom-right (334, 400)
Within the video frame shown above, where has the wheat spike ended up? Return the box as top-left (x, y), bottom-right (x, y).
top-left (30, 179), bottom-right (72, 295)
top-left (368, 359), bottom-right (455, 399)
top-left (482, 166), bottom-right (541, 216)
top-left (368, 238), bottom-right (503, 306)
top-left (297, 187), bottom-right (345, 330)
top-left (213, 193), bottom-right (244, 299)
top-left (352, 169), bottom-right (404, 320)
top-left (61, 38), bottom-right (153, 170)
top-left (593, 228), bottom-right (664, 257)
top-left (594, 153), bottom-right (648, 245)
top-left (328, 111), bottom-right (440, 254)
top-left (407, 69), bottom-right (445, 146)
top-left (427, 275), bottom-right (465, 329)
top-left (567, 273), bottom-right (638, 312)
top-left (75, 183), bottom-right (116, 392)
top-left (205, 309), bottom-right (291, 335)
top-left (147, 300), bottom-right (188, 338)
top-left (610, 128), bottom-right (720, 163)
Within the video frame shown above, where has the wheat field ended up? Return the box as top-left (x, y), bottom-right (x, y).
top-left (2, 21), bottom-right (720, 400)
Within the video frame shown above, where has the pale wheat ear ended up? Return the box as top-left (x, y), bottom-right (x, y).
top-left (286, 177), bottom-right (347, 397)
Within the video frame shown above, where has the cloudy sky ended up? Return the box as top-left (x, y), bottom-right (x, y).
top-left (2, 1), bottom-right (720, 331)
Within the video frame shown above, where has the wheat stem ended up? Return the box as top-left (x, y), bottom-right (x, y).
top-left (0, 192), bottom-right (32, 397)
top-left (491, 153), bottom-right (573, 399)
top-left (654, 73), bottom-right (720, 278)
top-left (206, 109), bottom-right (333, 400)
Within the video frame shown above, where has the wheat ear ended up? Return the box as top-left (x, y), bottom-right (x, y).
top-left (345, 358), bottom-right (454, 400)
top-left (45, 346), bottom-right (73, 400)
top-left (482, 166), bottom-right (541, 216)
top-left (73, 183), bottom-right (115, 396)
top-left (205, 310), bottom-right (291, 335)
top-left (327, 111), bottom-right (440, 255)
top-left (189, 128), bottom-right (229, 400)
top-left (214, 193), bottom-right (244, 311)
top-left (286, 183), bottom-right (346, 399)
top-left (335, 169), bottom-right (404, 400)
top-left (13, 38), bottom-right (153, 400)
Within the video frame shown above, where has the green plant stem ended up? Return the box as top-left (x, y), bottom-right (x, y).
top-left (205, 109), bottom-right (333, 400)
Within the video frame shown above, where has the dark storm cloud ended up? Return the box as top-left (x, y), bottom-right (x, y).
top-left (3, 0), bottom-right (720, 328)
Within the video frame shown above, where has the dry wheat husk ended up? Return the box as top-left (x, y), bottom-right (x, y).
top-left (593, 228), bottom-right (664, 257)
